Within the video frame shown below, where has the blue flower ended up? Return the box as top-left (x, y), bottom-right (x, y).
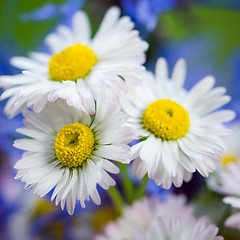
top-left (0, 101), bottom-right (23, 159)
top-left (20, 0), bottom-right (86, 26)
top-left (120, 0), bottom-right (177, 36)
top-left (146, 179), bottom-right (172, 201)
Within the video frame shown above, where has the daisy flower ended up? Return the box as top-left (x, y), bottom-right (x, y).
top-left (95, 195), bottom-right (223, 240)
top-left (217, 162), bottom-right (240, 230)
top-left (13, 97), bottom-right (135, 215)
top-left (131, 216), bottom-right (223, 240)
top-left (208, 124), bottom-right (240, 230)
top-left (208, 123), bottom-right (240, 191)
top-left (121, 58), bottom-right (235, 189)
top-left (0, 6), bottom-right (148, 118)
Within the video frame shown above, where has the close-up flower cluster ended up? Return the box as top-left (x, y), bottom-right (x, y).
top-left (0, 0), bottom-right (240, 239)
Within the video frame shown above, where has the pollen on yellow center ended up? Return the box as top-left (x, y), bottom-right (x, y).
top-left (221, 154), bottom-right (237, 166)
top-left (142, 99), bottom-right (190, 141)
top-left (49, 43), bottom-right (97, 82)
top-left (54, 123), bottom-right (95, 168)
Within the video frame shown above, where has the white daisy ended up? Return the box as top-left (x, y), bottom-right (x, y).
top-left (218, 162), bottom-right (240, 230)
top-left (131, 216), bottom-right (223, 240)
top-left (0, 6), bottom-right (148, 118)
top-left (121, 57), bottom-right (235, 189)
top-left (208, 124), bottom-right (240, 230)
top-left (13, 97), bottom-right (135, 215)
top-left (208, 123), bottom-right (240, 191)
top-left (95, 195), bottom-right (222, 240)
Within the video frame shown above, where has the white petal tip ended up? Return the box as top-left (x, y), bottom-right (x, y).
top-left (157, 57), bottom-right (167, 65)
top-left (177, 58), bottom-right (186, 67)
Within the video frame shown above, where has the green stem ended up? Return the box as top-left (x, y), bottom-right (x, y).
top-left (108, 186), bottom-right (124, 216)
top-left (217, 204), bottom-right (232, 236)
top-left (135, 174), bottom-right (148, 200)
top-left (117, 162), bottom-right (134, 204)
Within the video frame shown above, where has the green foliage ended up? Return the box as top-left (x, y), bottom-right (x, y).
top-left (0, 0), bottom-right (64, 53)
top-left (160, 7), bottom-right (240, 61)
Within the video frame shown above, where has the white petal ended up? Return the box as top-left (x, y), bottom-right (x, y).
top-left (14, 139), bottom-right (51, 152)
top-left (90, 190), bottom-right (101, 205)
top-left (66, 188), bottom-right (76, 215)
top-left (102, 160), bottom-right (119, 174)
top-left (225, 213), bottom-right (240, 230)
top-left (130, 141), bottom-right (144, 160)
top-left (10, 57), bottom-right (46, 72)
top-left (33, 167), bottom-right (63, 197)
top-left (197, 95), bottom-right (231, 116)
top-left (139, 135), bottom-right (159, 163)
top-left (95, 144), bottom-right (131, 163)
top-left (177, 149), bottom-right (196, 173)
top-left (183, 75), bottom-right (215, 107)
top-left (29, 52), bottom-right (51, 63)
top-left (155, 58), bottom-right (168, 96)
top-left (72, 11), bottom-right (91, 44)
top-left (60, 170), bottom-right (78, 200)
top-left (171, 58), bottom-right (186, 97)
top-left (51, 168), bottom-right (70, 201)
top-left (161, 141), bottom-right (178, 177)
top-left (223, 196), bottom-right (240, 208)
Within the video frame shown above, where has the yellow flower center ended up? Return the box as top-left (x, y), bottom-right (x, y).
top-left (221, 154), bottom-right (237, 166)
top-left (142, 99), bottom-right (190, 141)
top-left (49, 43), bottom-right (97, 81)
top-left (54, 123), bottom-right (95, 168)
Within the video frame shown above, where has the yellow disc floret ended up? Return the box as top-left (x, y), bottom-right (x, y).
top-left (221, 154), bottom-right (237, 166)
top-left (49, 43), bottom-right (97, 81)
top-left (54, 123), bottom-right (95, 168)
top-left (142, 99), bottom-right (190, 141)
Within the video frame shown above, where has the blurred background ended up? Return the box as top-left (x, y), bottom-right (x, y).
top-left (0, 0), bottom-right (240, 239)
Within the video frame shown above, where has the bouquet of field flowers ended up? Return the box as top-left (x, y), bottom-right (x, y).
top-left (1, 2), bottom-right (240, 239)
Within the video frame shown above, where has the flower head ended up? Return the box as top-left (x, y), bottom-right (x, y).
top-left (219, 161), bottom-right (240, 230)
top-left (208, 123), bottom-right (240, 230)
top-left (95, 195), bottom-right (223, 240)
top-left (0, 6), bottom-right (148, 118)
top-left (132, 216), bottom-right (223, 240)
top-left (121, 58), bottom-right (235, 189)
top-left (13, 97), bottom-right (135, 215)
